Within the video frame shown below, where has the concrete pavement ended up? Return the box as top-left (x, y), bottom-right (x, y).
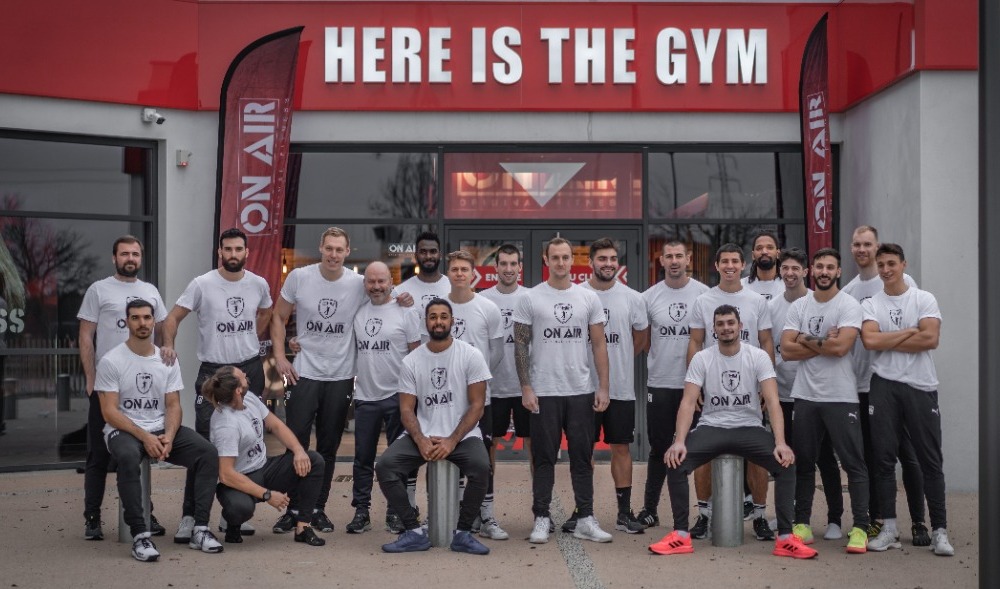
top-left (0, 462), bottom-right (979, 588)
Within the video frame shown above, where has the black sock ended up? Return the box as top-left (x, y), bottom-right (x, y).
top-left (616, 487), bottom-right (632, 514)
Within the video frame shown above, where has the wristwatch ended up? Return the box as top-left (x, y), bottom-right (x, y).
top-left (262, 490), bottom-right (272, 502)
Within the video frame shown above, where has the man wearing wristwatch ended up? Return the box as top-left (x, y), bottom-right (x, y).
top-left (202, 365), bottom-right (326, 547)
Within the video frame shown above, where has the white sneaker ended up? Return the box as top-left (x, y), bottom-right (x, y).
top-left (823, 522), bottom-right (843, 540)
top-left (479, 518), bottom-right (510, 540)
top-left (189, 526), bottom-right (224, 553)
top-left (173, 515), bottom-right (195, 544)
top-left (930, 528), bottom-right (955, 556)
top-left (573, 515), bottom-right (613, 543)
top-left (529, 516), bottom-right (551, 544)
top-left (867, 527), bottom-right (902, 551)
top-left (131, 532), bottom-right (160, 562)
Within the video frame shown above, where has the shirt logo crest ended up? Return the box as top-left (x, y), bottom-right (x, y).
top-left (452, 318), bottom-right (467, 339)
top-left (721, 370), bottom-right (741, 393)
top-left (889, 308), bottom-right (902, 328)
top-left (501, 308), bottom-right (513, 330)
top-left (431, 367), bottom-right (448, 390)
top-left (136, 372), bottom-right (153, 395)
top-left (668, 302), bottom-right (687, 322)
top-left (554, 303), bottom-right (574, 324)
top-left (365, 317), bottom-right (383, 337)
top-left (252, 417), bottom-right (263, 438)
top-left (808, 316), bottom-right (824, 337)
top-left (226, 296), bottom-right (245, 318)
top-left (318, 298), bottom-right (338, 319)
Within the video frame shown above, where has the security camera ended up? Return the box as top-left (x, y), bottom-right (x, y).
top-left (141, 108), bottom-right (165, 125)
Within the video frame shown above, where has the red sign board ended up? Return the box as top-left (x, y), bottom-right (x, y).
top-left (471, 265), bottom-right (524, 290)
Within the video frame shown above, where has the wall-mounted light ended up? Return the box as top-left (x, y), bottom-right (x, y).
top-left (141, 107), bottom-right (165, 125)
top-left (176, 150), bottom-right (192, 167)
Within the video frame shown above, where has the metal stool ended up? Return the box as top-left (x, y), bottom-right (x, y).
top-left (710, 454), bottom-right (744, 547)
top-left (425, 460), bottom-right (460, 547)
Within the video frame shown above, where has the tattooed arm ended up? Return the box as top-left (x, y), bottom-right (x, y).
top-left (515, 322), bottom-right (538, 413)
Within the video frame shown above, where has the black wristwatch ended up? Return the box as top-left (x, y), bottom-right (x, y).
top-left (262, 490), bottom-right (272, 502)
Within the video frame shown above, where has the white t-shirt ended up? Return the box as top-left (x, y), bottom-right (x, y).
top-left (512, 282), bottom-right (605, 397)
top-left (742, 276), bottom-right (784, 302)
top-left (396, 275), bottom-right (450, 315)
top-left (398, 339), bottom-right (491, 441)
top-left (280, 265), bottom-right (366, 380)
top-left (769, 291), bottom-right (808, 402)
top-left (77, 276), bottom-right (168, 362)
top-left (690, 286), bottom-right (772, 350)
top-left (354, 300), bottom-right (422, 402)
top-left (175, 270), bottom-right (272, 364)
top-left (422, 294), bottom-right (503, 404)
top-left (581, 281), bottom-right (648, 400)
top-left (210, 392), bottom-right (269, 474)
top-left (644, 278), bottom-right (710, 389)
top-left (479, 285), bottom-right (530, 398)
top-left (843, 272), bottom-right (917, 392)
top-left (95, 343), bottom-right (183, 440)
top-left (686, 344), bottom-right (775, 429)
top-left (784, 291), bottom-right (863, 403)
top-left (862, 287), bottom-right (941, 391)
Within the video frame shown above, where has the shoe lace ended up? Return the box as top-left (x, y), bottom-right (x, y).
top-left (533, 518), bottom-right (549, 532)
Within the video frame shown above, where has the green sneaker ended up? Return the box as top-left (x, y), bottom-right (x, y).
top-left (846, 526), bottom-right (868, 553)
top-left (792, 523), bottom-right (814, 545)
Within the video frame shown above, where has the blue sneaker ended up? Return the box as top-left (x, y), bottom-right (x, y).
top-left (382, 528), bottom-right (432, 553)
top-left (450, 530), bottom-right (490, 555)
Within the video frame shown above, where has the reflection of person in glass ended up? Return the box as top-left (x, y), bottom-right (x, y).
top-left (0, 238), bottom-right (27, 436)
top-left (78, 236), bottom-right (168, 540)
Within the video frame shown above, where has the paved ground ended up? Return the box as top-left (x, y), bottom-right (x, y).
top-left (0, 462), bottom-right (978, 589)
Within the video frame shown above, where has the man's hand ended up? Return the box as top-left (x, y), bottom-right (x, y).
top-left (521, 387), bottom-right (539, 413)
top-left (266, 490), bottom-right (291, 511)
top-left (156, 434), bottom-right (174, 460)
top-left (428, 436), bottom-right (457, 460)
top-left (773, 443), bottom-right (795, 468)
top-left (292, 449), bottom-right (311, 477)
top-left (593, 388), bottom-right (610, 413)
top-left (274, 356), bottom-right (299, 386)
top-left (160, 346), bottom-right (177, 366)
top-left (142, 432), bottom-right (166, 460)
top-left (287, 336), bottom-right (302, 354)
top-left (665, 441), bottom-right (687, 469)
top-left (415, 436), bottom-right (436, 461)
top-left (396, 292), bottom-right (414, 307)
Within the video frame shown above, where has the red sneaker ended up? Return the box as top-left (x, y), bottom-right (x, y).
top-left (649, 531), bottom-right (694, 555)
top-left (773, 534), bottom-right (819, 559)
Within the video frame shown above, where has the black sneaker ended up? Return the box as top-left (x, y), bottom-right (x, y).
top-left (346, 510), bottom-right (372, 534)
top-left (561, 510), bottom-right (579, 533)
top-left (866, 520), bottom-right (884, 539)
top-left (224, 525), bottom-right (243, 544)
top-left (149, 513), bottom-right (166, 537)
top-left (636, 508), bottom-right (659, 529)
top-left (743, 500), bottom-right (754, 520)
top-left (690, 513), bottom-right (710, 539)
top-left (295, 525), bottom-right (326, 546)
top-left (273, 512), bottom-right (297, 534)
top-left (615, 511), bottom-right (646, 534)
top-left (385, 513), bottom-right (405, 534)
top-left (753, 516), bottom-right (775, 541)
top-left (311, 510), bottom-right (335, 533)
top-left (84, 513), bottom-right (104, 541)
top-left (912, 522), bottom-right (932, 547)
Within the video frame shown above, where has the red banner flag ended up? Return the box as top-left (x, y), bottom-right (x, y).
top-left (799, 14), bottom-right (833, 260)
top-left (215, 27), bottom-right (303, 302)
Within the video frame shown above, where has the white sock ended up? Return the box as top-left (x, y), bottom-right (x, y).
top-left (406, 477), bottom-right (417, 508)
top-left (480, 494), bottom-right (495, 521)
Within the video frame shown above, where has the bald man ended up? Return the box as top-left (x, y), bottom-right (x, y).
top-left (346, 262), bottom-right (423, 534)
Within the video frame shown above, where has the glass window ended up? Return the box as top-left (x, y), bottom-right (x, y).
top-left (648, 152), bottom-right (803, 220)
top-left (0, 133), bottom-right (155, 470)
top-left (0, 138), bottom-right (151, 215)
top-left (647, 223), bottom-right (805, 287)
top-left (444, 152), bottom-right (642, 220)
top-left (288, 152), bottom-right (437, 219)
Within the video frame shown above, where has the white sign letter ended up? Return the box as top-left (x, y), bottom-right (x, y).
top-left (392, 28), bottom-right (422, 83)
top-left (540, 28), bottom-right (570, 83)
top-left (691, 28), bottom-right (720, 84)
top-left (362, 28), bottom-right (386, 83)
top-left (324, 27), bottom-right (355, 83)
top-left (613, 28), bottom-right (635, 84)
top-left (493, 27), bottom-right (522, 85)
top-left (656, 28), bottom-right (687, 85)
top-left (428, 27), bottom-right (451, 83)
top-left (471, 28), bottom-right (487, 83)
top-left (575, 28), bottom-right (605, 84)
top-left (726, 28), bottom-right (767, 84)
